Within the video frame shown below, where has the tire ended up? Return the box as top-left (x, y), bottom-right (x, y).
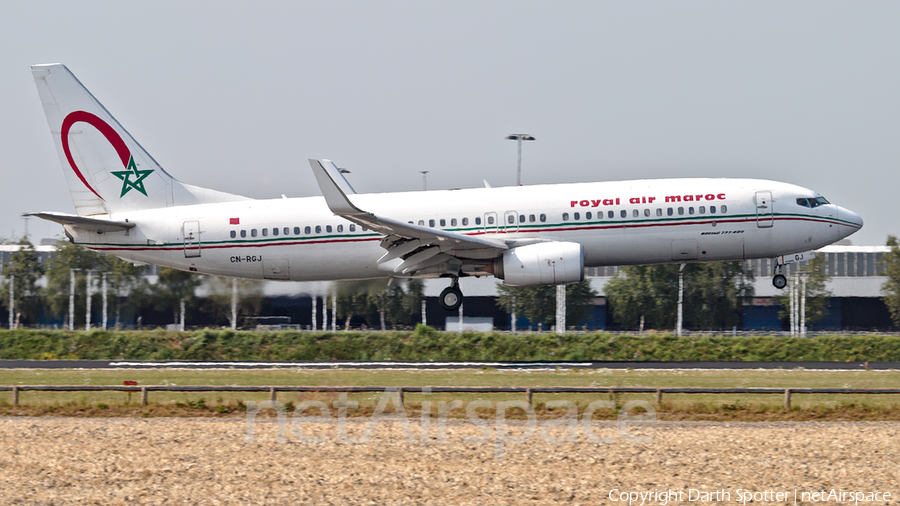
top-left (772, 274), bottom-right (787, 289)
top-left (439, 286), bottom-right (463, 311)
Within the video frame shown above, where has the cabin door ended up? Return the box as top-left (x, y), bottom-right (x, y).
top-left (183, 220), bottom-right (201, 258)
top-left (755, 191), bottom-right (774, 228)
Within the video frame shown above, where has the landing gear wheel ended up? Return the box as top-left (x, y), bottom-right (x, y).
top-left (772, 274), bottom-right (787, 289)
top-left (439, 286), bottom-right (463, 311)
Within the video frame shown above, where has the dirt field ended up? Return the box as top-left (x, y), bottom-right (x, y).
top-left (0, 416), bottom-right (897, 505)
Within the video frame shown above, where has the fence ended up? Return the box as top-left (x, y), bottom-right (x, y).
top-left (3, 385), bottom-right (900, 410)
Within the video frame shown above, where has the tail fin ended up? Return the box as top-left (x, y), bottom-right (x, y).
top-left (31, 64), bottom-right (246, 216)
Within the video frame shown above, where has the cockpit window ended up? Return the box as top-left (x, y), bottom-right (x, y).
top-left (797, 196), bottom-right (830, 208)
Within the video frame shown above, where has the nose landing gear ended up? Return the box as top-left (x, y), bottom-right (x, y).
top-left (772, 258), bottom-right (787, 289)
top-left (439, 278), bottom-right (463, 311)
top-left (773, 273), bottom-right (787, 289)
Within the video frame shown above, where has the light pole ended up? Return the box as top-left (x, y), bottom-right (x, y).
top-left (420, 171), bottom-right (429, 191)
top-left (505, 134), bottom-right (535, 186)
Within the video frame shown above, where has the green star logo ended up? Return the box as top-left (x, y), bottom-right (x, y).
top-left (111, 155), bottom-right (153, 197)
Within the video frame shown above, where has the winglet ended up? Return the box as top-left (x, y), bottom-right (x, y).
top-left (309, 159), bottom-right (365, 216)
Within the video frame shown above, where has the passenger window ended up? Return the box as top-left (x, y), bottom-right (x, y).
top-left (272, 228), bottom-right (279, 236)
top-left (678, 207), bottom-right (684, 216)
top-left (337, 224), bottom-right (343, 232)
top-left (620, 210), bottom-right (626, 218)
top-left (475, 217), bottom-right (482, 225)
top-left (463, 218), bottom-right (469, 226)
top-left (656, 208), bottom-right (662, 217)
top-left (699, 206), bottom-right (705, 215)
top-left (230, 231), bottom-right (236, 239)
top-left (251, 229), bottom-right (258, 237)
top-left (451, 219), bottom-right (457, 226)
top-left (608, 210), bottom-right (614, 219)
top-left (241, 230), bottom-right (247, 238)
top-left (440, 219), bottom-right (446, 227)
top-left (644, 209), bottom-right (650, 217)
top-left (720, 205), bottom-right (727, 213)
top-left (540, 214), bottom-right (546, 222)
top-left (326, 225), bottom-right (332, 233)
top-left (667, 208), bottom-right (673, 216)
top-left (418, 220), bottom-right (425, 226)
top-left (304, 226), bottom-right (310, 234)
top-left (585, 212), bottom-right (592, 220)
top-left (633, 209), bottom-right (639, 217)
top-left (315, 226), bottom-right (321, 234)
top-left (574, 212), bottom-right (580, 220)
top-left (350, 224), bottom-right (356, 232)
top-left (519, 215), bottom-right (525, 223)
top-left (688, 207), bottom-right (694, 215)
top-left (429, 219), bottom-right (435, 227)
top-left (262, 228), bottom-right (268, 236)
top-left (487, 216), bottom-right (494, 225)
top-left (284, 227), bottom-right (289, 235)
top-left (709, 206), bottom-right (716, 215)
top-left (529, 214), bottom-right (535, 223)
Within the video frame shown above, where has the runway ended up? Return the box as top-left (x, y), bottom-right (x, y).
top-left (0, 360), bottom-right (895, 370)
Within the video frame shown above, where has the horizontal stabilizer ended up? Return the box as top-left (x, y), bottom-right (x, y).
top-left (26, 212), bottom-right (135, 233)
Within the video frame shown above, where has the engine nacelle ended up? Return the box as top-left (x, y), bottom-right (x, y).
top-left (494, 242), bottom-right (585, 286)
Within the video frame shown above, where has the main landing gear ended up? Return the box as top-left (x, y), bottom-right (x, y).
top-left (439, 278), bottom-right (463, 311)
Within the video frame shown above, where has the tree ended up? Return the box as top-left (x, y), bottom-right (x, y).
top-left (334, 279), bottom-right (426, 330)
top-left (42, 241), bottom-right (112, 327)
top-left (401, 278), bottom-right (425, 324)
top-left (105, 256), bottom-right (151, 329)
top-left (777, 254), bottom-right (831, 326)
top-left (604, 264), bottom-right (679, 330)
top-left (153, 267), bottom-right (203, 328)
top-left (204, 276), bottom-right (264, 328)
top-left (881, 235), bottom-right (900, 327)
top-left (496, 279), bottom-right (598, 329)
top-left (683, 261), bottom-right (754, 330)
top-left (605, 261), bottom-right (754, 331)
top-left (335, 280), bottom-right (382, 329)
top-left (384, 279), bottom-right (425, 328)
top-left (1, 238), bottom-right (45, 326)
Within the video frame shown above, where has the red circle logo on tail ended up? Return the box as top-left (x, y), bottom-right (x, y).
top-left (61, 111), bottom-right (133, 201)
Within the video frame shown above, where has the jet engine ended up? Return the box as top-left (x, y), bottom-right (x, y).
top-left (493, 241), bottom-right (585, 286)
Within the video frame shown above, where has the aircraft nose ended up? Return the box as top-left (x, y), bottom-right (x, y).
top-left (838, 206), bottom-right (864, 234)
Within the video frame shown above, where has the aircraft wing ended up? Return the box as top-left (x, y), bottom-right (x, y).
top-left (26, 212), bottom-right (136, 234)
top-left (309, 159), bottom-right (507, 275)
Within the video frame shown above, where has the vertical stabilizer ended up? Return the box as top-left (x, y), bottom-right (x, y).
top-left (32, 64), bottom-right (245, 216)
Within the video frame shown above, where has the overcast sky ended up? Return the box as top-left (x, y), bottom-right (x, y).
top-left (1, 1), bottom-right (897, 246)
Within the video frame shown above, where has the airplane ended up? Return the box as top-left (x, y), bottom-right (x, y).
top-left (28, 63), bottom-right (863, 312)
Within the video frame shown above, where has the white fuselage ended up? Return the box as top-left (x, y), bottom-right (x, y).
top-left (67, 177), bottom-right (862, 282)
